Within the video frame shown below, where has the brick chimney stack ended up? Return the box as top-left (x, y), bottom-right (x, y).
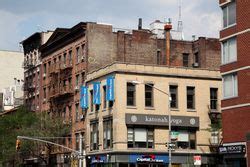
top-left (164, 19), bottom-right (172, 66)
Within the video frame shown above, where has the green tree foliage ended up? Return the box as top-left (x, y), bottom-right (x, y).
top-left (0, 106), bottom-right (71, 166)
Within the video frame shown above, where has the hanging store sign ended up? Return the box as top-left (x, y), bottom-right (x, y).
top-left (126, 113), bottom-right (199, 128)
top-left (106, 76), bottom-right (115, 101)
top-left (80, 86), bottom-right (88, 109)
top-left (219, 145), bottom-right (246, 154)
top-left (93, 82), bottom-right (101, 105)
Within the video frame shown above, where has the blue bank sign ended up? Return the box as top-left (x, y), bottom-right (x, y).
top-left (129, 154), bottom-right (168, 163)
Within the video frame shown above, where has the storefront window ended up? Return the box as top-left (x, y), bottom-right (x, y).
top-left (127, 128), bottom-right (154, 148)
top-left (172, 130), bottom-right (196, 149)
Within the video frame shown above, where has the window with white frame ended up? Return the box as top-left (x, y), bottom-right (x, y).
top-left (223, 73), bottom-right (238, 98)
top-left (127, 128), bottom-right (154, 148)
top-left (103, 118), bottom-right (113, 149)
top-left (222, 1), bottom-right (236, 28)
top-left (90, 121), bottom-right (99, 150)
top-left (222, 37), bottom-right (237, 64)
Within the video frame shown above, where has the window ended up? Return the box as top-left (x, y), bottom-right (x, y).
top-left (222, 37), bottom-right (237, 64)
top-left (75, 133), bottom-right (79, 151)
top-left (171, 130), bottom-right (196, 149)
top-left (157, 50), bottom-right (161, 65)
top-left (75, 103), bottom-right (79, 122)
top-left (127, 128), bottom-right (154, 148)
top-left (108, 101), bottom-right (114, 108)
top-left (90, 90), bottom-right (93, 112)
top-left (43, 88), bottom-right (46, 99)
top-left (68, 105), bottom-right (72, 121)
top-left (183, 53), bottom-right (189, 67)
top-left (63, 53), bottom-right (67, 65)
top-left (81, 72), bottom-right (85, 85)
top-left (90, 121), bottom-right (99, 150)
top-left (76, 75), bottom-right (79, 87)
top-left (103, 118), bottom-right (113, 149)
top-left (69, 50), bottom-right (72, 64)
top-left (211, 131), bottom-right (219, 145)
top-left (223, 73), bottom-right (238, 98)
top-left (187, 87), bottom-right (195, 109)
top-left (76, 47), bottom-right (81, 63)
top-left (210, 88), bottom-right (218, 110)
top-left (127, 83), bottom-right (136, 106)
top-left (145, 84), bottom-right (154, 107)
top-left (170, 85), bottom-right (178, 108)
top-left (43, 63), bottom-right (47, 75)
top-left (222, 2), bottom-right (236, 28)
top-left (103, 86), bottom-right (107, 109)
top-left (81, 44), bottom-right (86, 62)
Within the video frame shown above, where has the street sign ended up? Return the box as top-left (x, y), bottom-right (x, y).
top-left (193, 155), bottom-right (201, 166)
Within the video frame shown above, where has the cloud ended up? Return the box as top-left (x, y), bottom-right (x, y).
top-left (0, 0), bottom-right (221, 50)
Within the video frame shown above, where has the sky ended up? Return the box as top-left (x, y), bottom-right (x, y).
top-left (0, 0), bottom-right (221, 51)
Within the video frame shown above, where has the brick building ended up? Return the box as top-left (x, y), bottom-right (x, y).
top-left (21, 31), bottom-right (53, 112)
top-left (218, 0), bottom-right (250, 166)
top-left (25, 20), bottom-right (222, 166)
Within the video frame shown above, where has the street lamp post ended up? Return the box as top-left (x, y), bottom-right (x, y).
top-left (131, 81), bottom-right (172, 167)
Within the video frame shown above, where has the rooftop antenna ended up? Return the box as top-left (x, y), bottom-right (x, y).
top-left (177, 0), bottom-right (183, 32)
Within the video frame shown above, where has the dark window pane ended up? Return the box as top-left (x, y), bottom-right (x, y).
top-left (170, 85), bottom-right (178, 108)
top-left (187, 87), bottom-right (195, 109)
top-left (127, 83), bottom-right (135, 106)
top-left (183, 53), bottom-right (189, 67)
top-left (210, 88), bottom-right (218, 110)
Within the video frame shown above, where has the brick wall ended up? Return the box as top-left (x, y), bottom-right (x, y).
top-left (87, 23), bottom-right (220, 72)
top-left (222, 106), bottom-right (250, 143)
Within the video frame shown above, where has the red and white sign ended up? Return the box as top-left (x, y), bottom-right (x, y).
top-left (193, 155), bottom-right (201, 166)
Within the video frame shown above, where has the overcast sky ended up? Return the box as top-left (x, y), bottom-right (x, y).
top-left (0, 0), bottom-right (221, 51)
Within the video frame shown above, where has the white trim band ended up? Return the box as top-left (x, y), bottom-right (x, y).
top-left (221, 66), bottom-right (250, 75)
top-left (220, 28), bottom-right (250, 42)
top-left (219, 0), bottom-right (232, 7)
top-left (222, 103), bottom-right (250, 111)
top-left (223, 142), bottom-right (246, 146)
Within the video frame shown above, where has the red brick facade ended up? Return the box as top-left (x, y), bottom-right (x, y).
top-left (219, 0), bottom-right (250, 166)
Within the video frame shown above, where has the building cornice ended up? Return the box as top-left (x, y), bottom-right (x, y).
top-left (86, 62), bottom-right (221, 83)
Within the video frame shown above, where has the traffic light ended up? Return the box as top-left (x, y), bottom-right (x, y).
top-left (16, 139), bottom-right (21, 151)
top-left (165, 142), bottom-right (175, 150)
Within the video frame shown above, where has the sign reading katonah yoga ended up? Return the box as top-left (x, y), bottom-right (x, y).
top-left (125, 113), bottom-right (199, 128)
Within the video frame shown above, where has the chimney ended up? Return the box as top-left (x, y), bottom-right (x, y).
top-left (138, 18), bottom-right (142, 30)
top-left (164, 18), bottom-right (172, 66)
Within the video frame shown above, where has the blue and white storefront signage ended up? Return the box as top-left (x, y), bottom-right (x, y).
top-left (129, 154), bottom-right (169, 163)
top-left (106, 76), bottom-right (114, 101)
top-left (90, 155), bottom-right (107, 164)
top-left (93, 82), bottom-right (101, 105)
top-left (80, 86), bottom-right (88, 109)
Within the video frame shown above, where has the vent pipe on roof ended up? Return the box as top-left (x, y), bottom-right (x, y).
top-left (138, 18), bottom-right (142, 30)
top-left (164, 18), bottom-right (172, 66)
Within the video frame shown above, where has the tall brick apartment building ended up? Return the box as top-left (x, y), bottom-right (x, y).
top-left (23, 20), bottom-right (221, 166)
top-left (21, 31), bottom-right (53, 112)
top-left (218, 0), bottom-right (250, 166)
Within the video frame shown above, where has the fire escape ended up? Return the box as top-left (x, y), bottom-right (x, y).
top-left (48, 58), bottom-right (73, 119)
top-left (23, 59), bottom-right (37, 111)
top-left (208, 104), bottom-right (222, 153)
